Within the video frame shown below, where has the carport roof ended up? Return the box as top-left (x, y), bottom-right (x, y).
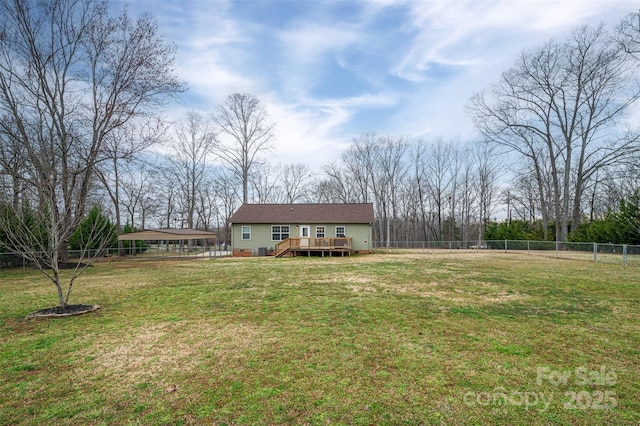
top-left (117, 229), bottom-right (216, 241)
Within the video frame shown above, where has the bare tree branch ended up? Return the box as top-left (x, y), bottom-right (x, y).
top-left (0, 0), bottom-right (184, 308)
top-left (213, 93), bottom-right (274, 204)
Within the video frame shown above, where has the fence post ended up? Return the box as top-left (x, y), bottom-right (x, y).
top-left (527, 240), bottom-right (530, 255)
top-left (555, 241), bottom-right (559, 258)
top-left (623, 244), bottom-right (627, 266)
top-left (504, 239), bottom-right (507, 253)
top-left (593, 242), bottom-right (597, 263)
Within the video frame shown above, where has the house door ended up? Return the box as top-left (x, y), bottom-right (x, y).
top-left (299, 226), bottom-right (310, 247)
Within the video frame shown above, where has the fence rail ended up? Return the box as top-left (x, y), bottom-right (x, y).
top-left (0, 245), bottom-right (232, 269)
top-left (2, 240), bottom-right (638, 268)
top-left (373, 240), bottom-right (640, 267)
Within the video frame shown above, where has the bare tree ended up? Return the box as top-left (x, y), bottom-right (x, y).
top-left (119, 161), bottom-right (160, 229)
top-left (469, 24), bottom-right (640, 241)
top-left (423, 139), bottom-right (454, 240)
top-left (314, 134), bottom-right (511, 244)
top-left (408, 140), bottom-right (435, 241)
top-left (457, 150), bottom-right (478, 244)
top-left (342, 135), bottom-right (376, 204)
top-left (396, 175), bottom-right (421, 242)
top-left (249, 162), bottom-right (312, 204)
top-left (509, 166), bottom-right (544, 224)
top-left (317, 162), bottom-right (353, 203)
top-left (169, 112), bottom-right (216, 233)
top-left (0, 120), bottom-right (27, 211)
top-left (155, 158), bottom-right (180, 229)
top-left (194, 170), bottom-right (220, 231)
top-left (94, 120), bottom-right (165, 254)
top-left (281, 163), bottom-right (312, 203)
top-left (617, 10), bottom-right (640, 59)
top-left (214, 93), bottom-right (274, 204)
top-left (373, 135), bottom-right (408, 247)
top-left (212, 168), bottom-right (240, 248)
top-left (250, 162), bottom-right (282, 203)
top-left (341, 135), bottom-right (380, 236)
top-left (342, 134), bottom-right (407, 245)
top-left (0, 0), bottom-right (183, 309)
top-left (445, 145), bottom-right (464, 241)
top-left (473, 144), bottom-right (502, 244)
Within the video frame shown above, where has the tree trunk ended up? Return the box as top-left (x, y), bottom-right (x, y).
top-left (54, 276), bottom-right (66, 308)
top-left (243, 171), bottom-right (249, 204)
top-left (57, 240), bottom-right (69, 264)
top-left (532, 158), bottom-right (550, 240)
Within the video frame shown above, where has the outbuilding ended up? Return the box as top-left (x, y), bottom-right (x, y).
top-left (117, 228), bottom-right (217, 256)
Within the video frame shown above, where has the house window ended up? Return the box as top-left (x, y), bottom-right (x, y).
top-left (336, 226), bottom-right (346, 237)
top-left (316, 226), bottom-right (325, 238)
top-left (241, 226), bottom-right (251, 240)
top-left (271, 225), bottom-right (290, 241)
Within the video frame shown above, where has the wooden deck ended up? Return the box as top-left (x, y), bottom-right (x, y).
top-left (275, 237), bottom-right (352, 258)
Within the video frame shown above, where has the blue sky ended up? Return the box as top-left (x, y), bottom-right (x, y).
top-left (117, 0), bottom-right (637, 169)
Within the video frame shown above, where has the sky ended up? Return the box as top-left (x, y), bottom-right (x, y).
top-left (116, 0), bottom-right (638, 170)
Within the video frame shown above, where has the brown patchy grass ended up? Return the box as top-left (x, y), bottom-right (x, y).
top-left (86, 321), bottom-right (269, 384)
top-left (0, 251), bottom-right (638, 425)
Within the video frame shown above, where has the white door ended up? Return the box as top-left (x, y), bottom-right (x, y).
top-left (299, 225), bottom-right (310, 247)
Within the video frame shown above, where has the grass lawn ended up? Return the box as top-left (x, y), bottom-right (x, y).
top-left (0, 252), bottom-right (638, 425)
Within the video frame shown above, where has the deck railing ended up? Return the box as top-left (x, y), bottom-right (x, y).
top-left (275, 237), bottom-right (351, 256)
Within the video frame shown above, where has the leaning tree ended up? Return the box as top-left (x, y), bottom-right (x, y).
top-left (0, 0), bottom-right (184, 310)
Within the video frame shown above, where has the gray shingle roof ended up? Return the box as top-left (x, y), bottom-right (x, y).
top-left (229, 203), bottom-right (374, 224)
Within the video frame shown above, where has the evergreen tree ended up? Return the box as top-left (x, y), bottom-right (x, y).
top-left (68, 208), bottom-right (117, 251)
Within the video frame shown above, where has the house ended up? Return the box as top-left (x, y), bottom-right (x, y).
top-left (228, 203), bottom-right (374, 257)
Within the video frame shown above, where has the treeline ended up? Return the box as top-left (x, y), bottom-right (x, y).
top-left (311, 135), bottom-right (639, 245)
top-left (14, 127), bottom-right (632, 247)
top-left (486, 190), bottom-right (640, 246)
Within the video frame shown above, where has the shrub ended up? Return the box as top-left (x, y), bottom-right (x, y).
top-left (68, 207), bottom-right (117, 250)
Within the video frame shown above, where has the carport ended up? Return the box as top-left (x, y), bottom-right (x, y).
top-left (118, 228), bottom-right (217, 257)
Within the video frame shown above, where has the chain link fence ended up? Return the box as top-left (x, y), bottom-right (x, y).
top-left (2, 241), bottom-right (638, 268)
top-left (0, 244), bottom-right (232, 269)
top-left (373, 240), bottom-right (640, 267)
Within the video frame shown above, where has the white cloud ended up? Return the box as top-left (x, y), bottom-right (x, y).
top-left (381, 0), bottom-right (637, 145)
top-left (393, 0), bottom-right (634, 82)
top-left (277, 24), bottom-right (360, 66)
top-left (260, 92), bottom-right (398, 170)
top-left (117, 0), bottom-right (639, 171)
